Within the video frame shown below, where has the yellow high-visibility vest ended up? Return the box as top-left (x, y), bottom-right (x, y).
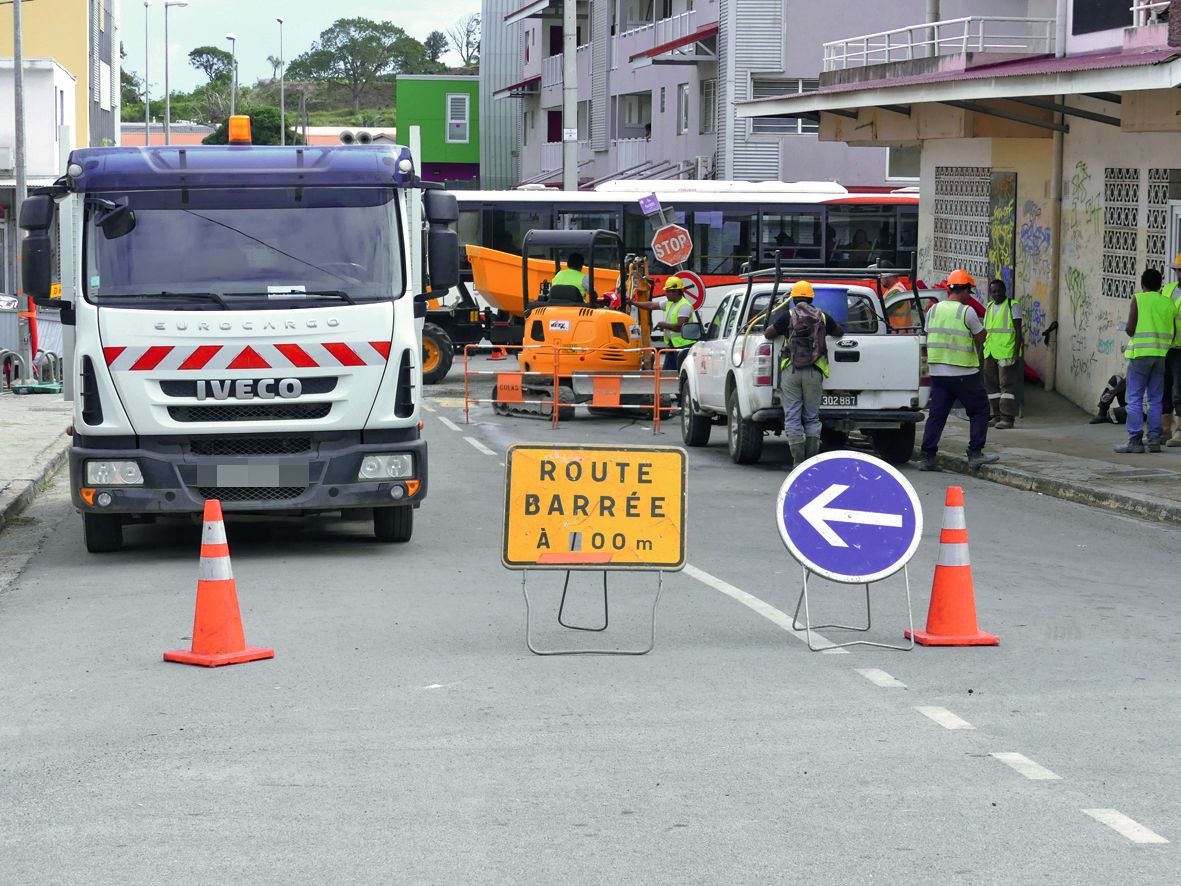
top-left (926, 301), bottom-right (979, 368)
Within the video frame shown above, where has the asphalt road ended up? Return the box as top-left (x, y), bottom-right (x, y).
top-left (1, 372), bottom-right (1178, 884)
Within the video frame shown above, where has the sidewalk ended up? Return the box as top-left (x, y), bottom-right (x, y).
top-left (0, 392), bottom-right (71, 532)
top-left (927, 385), bottom-right (1181, 524)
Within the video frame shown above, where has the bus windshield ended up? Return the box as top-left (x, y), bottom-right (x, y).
top-left (85, 187), bottom-right (403, 307)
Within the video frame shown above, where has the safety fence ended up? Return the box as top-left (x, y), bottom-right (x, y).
top-left (462, 344), bottom-right (681, 433)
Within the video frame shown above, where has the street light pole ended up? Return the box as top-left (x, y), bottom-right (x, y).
top-left (164, 1), bottom-right (189, 145)
top-left (225, 33), bottom-right (238, 117)
top-left (144, 1), bottom-right (151, 145)
top-left (13, 0), bottom-right (32, 379)
top-left (277, 18), bottom-right (285, 145)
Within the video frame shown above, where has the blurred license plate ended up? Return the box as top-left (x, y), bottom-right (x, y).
top-left (822, 394), bottom-right (858, 407)
top-left (196, 463), bottom-right (309, 487)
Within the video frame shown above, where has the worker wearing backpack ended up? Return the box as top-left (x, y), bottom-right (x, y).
top-left (764, 281), bottom-right (844, 465)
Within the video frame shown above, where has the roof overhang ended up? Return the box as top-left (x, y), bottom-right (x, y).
top-left (629, 24), bottom-right (719, 66)
top-left (505, 0), bottom-right (551, 25)
top-left (493, 75), bottom-right (542, 99)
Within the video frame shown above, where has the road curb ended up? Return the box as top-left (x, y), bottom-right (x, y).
top-left (917, 451), bottom-right (1181, 525)
top-left (0, 433), bottom-right (70, 535)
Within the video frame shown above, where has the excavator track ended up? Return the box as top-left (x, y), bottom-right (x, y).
top-left (492, 380), bottom-right (577, 421)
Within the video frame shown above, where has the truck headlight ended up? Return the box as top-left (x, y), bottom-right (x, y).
top-left (86, 460), bottom-right (144, 485)
top-left (359, 453), bottom-right (414, 481)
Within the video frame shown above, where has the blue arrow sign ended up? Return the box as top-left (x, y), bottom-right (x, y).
top-left (776, 451), bottom-right (923, 584)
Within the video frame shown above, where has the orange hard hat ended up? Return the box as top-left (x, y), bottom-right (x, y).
top-left (947, 269), bottom-right (975, 287)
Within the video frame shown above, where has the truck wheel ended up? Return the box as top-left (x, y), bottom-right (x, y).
top-left (83, 513), bottom-right (123, 553)
top-left (681, 378), bottom-right (711, 447)
top-left (374, 506), bottom-right (413, 543)
top-left (869, 424), bottom-right (917, 465)
top-left (821, 427), bottom-right (849, 450)
top-left (726, 388), bottom-right (763, 464)
top-left (421, 323), bottom-right (454, 385)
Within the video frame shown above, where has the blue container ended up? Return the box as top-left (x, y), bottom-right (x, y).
top-left (811, 285), bottom-right (849, 324)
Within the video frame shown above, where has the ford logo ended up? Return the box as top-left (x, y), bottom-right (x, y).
top-left (837, 339), bottom-right (858, 348)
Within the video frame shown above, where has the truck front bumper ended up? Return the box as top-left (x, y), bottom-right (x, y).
top-left (69, 429), bottom-right (427, 516)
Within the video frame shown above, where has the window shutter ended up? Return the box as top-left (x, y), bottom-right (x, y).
top-left (447, 94), bottom-right (469, 143)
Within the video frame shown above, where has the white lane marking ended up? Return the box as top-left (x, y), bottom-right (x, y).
top-left (1082, 809), bottom-right (1169, 844)
top-left (438, 415), bottom-right (461, 432)
top-left (421, 403), bottom-right (436, 413)
top-left (682, 564), bottom-right (847, 653)
top-left (422, 682), bottom-right (460, 690)
top-left (465, 436), bottom-right (497, 456)
top-left (856, 668), bottom-right (906, 688)
top-left (914, 706), bottom-right (975, 730)
top-left (991, 752), bottom-right (1061, 781)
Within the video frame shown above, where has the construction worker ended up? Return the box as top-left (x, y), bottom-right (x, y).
top-left (763, 280), bottom-right (844, 464)
top-left (982, 279), bottom-right (1023, 429)
top-left (1115, 267), bottom-right (1175, 453)
top-left (918, 269), bottom-right (1000, 471)
top-left (873, 259), bottom-right (908, 298)
top-left (551, 252), bottom-right (589, 300)
top-left (1164, 253), bottom-right (1181, 447)
top-left (633, 276), bottom-right (695, 370)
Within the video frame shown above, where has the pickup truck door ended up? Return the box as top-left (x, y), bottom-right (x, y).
top-left (824, 292), bottom-right (922, 411)
top-left (696, 294), bottom-right (735, 410)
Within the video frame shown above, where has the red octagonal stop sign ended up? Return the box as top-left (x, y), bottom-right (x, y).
top-left (651, 224), bottom-right (693, 267)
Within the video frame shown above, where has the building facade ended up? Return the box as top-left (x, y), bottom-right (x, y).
top-left (481, 0), bottom-right (525, 189)
top-left (737, 0), bottom-right (1181, 413)
top-left (395, 75), bottom-right (480, 187)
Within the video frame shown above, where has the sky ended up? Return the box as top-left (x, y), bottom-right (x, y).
top-left (120, 0), bottom-right (481, 95)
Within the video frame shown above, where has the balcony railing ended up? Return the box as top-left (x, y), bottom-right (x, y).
top-left (823, 16), bottom-right (1056, 71)
top-left (541, 45), bottom-right (591, 88)
top-left (541, 141), bottom-right (561, 172)
top-left (614, 137), bottom-right (649, 171)
top-left (1132, 1), bottom-right (1170, 27)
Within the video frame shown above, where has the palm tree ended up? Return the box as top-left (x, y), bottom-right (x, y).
top-left (266, 54), bottom-right (282, 80)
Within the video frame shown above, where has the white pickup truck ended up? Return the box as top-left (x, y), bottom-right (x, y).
top-left (678, 274), bottom-right (929, 465)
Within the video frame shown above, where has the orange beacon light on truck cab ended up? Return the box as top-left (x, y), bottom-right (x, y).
top-left (228, 115), bottom-right (252, 145)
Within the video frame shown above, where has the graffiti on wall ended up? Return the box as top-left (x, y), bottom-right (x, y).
top-left (1016, 198), bottom-right (1054, 353)
top-left (988, 172), bottom-right (1017, 294)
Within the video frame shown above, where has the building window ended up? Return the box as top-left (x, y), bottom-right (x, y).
top-left (523, 110), bottom-right (529, 146)
top-left (99, 62), bottom-right (112, 112)
top-left (446, 93), bottom-right (470, 144)
top-left (699, 79), bottom-right (716, 134)
top-left (659, 87), bottom-right (666, 114)
top-left (750, 78), bottom-right (819, 135)
top-left (887, 145), bottom-right (920, 181)
top-left (578, 100), bottom-right (590, 141)
top-left (677, 84), bottom-right (689, 135)
top-left (659, 0), bottom-right (672, 19)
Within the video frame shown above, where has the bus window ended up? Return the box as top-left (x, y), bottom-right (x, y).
top-left (689, 208), bottom-right (756, 276)
top-left (490, 204), bottom-right (552, 253)
top-left (896, 206), bottom-right (918, 272)
top-left (827, 205), bottom-right (898, 268)
top-left (759, 211), bottom-right (822, 265)
top-left (623, 205), bottom-right (686, 270)
top-left (555, 208), bottom-right (621, 233)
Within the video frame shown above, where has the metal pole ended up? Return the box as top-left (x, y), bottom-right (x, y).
top-left (278, 18), bottom-right (285, 145)
top-left (144, 1), bottom-right (151, 144)
top-left (13, 0), bottom-right (32, 379)
top-left (164, 4), bottom-right (170, 144)
top-left (925, 0), bottom-right (939, 58)
top-left (561, 0), bottom-right (577, 190)
top-left (226, 35), bottom-right (237, 117)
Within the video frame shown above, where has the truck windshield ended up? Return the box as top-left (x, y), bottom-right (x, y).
top-left (85, 187), bottom-right (403, 307)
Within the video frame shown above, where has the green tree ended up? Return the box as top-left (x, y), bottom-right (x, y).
top-left (202, 107), bottom-right (304, 145)
top-left (424, 31), bottom-right (448, 62)
top-left (286, 17), bottom-right (430, 112)
top-left (266, 54), bottom-right (283, 80)
top-left (447, 13), bottom-right (480, 69)
top-left (189, 46), bottom-right (234, 83)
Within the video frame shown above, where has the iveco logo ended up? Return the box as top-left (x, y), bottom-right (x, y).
top-left (196, 378), bottom-right (303, 401)
top-left (154, 318), bottom-right (341, 332)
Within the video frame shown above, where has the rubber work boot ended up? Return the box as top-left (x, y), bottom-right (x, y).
top-left (1169, 427), bottom-right (1181, 447)
top-left (1147, 436), bottom-right (1162, 453)
top-left (1115, 435), bottom-right (1145, 454)
top-left (804, 435), bottom-right (821, 460)
top-left (995, 419), bottom-right (1014, 429)
top-left (967, 449), bottom-right (999, 468)
top-left (917, 452), bottom-right (942, 472)
top-left (1088, 411), bottom-right (1110, 425)
top-left (789, 440), bottom-right (806, 466)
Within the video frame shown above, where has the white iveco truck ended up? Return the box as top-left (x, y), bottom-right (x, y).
top-left (20, 132), bottom-right (460, 552)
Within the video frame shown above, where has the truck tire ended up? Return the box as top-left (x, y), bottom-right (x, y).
top-left (726, 388), bottom-right (763, 464)
top-left (421, 323), bottom-right (454, 385)
top-left (681, 378), bottom-right (711, 447)
top-left (83, 513), bottom-right (123, 553)
top-left (374, 506), bottom-right (413, 543)
top-left (869, 424), bottom-right (917, 465)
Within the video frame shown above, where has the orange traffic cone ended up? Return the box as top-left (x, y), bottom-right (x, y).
top-left (163, 500), bottom-right (274, 667)
top-left (489, 347), bottom-right (507, 361)
top-left (905, 486), bottom-right (999, 647)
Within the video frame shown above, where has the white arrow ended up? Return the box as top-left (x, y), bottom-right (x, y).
top-left (798, 484), bottom-right (904, 548)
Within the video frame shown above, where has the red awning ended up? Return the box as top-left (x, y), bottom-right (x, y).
top-left (630, 23), bottom-right (719, 62)
top-left (493, 75), bottom-right (542, 99)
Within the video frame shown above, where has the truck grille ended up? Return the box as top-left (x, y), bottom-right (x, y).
top-left (198, 486), bottom-right (306, 502)
top-left (190, 437), bottom-right (313, 456)
top-left (169, 403), bottom-right (331, 422)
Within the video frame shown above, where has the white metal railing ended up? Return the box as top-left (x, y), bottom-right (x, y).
top-left (1132, 1), bottom-right (1170, 27)
top-left (653, 9), bottom-right (698, 47)
top-left (541, 142), bottom-right (561, 171)
top-left (542, 54), bottom-right (562, 88)
top-left (614, 137), bottom-right (649, 170)
top-left (822, 16), bottom-right (1056, 71)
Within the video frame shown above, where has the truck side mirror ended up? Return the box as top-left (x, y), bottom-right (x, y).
top-left (680, 322), bottom-right (703, 342)
top-left (427, 227), bottom-right (459, 293)
top-left (424, 190), bottom-right (458, 225)
top-left (19, 194), bottom-right (56, 306)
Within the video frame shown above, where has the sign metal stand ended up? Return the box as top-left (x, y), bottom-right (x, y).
top-left (520, 569), bottom-right (664, 656)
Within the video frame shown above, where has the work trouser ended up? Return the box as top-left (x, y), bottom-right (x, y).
top-left (921, 371), bottom-right (990, 456)
top-left (983, 356), bottom-right (1019, 419)
top-left (1126, 355), bottom-right (1165, 442)
top-left (1163, 348), bottom-right (1181, 416)
top-left (780, 364), bottom-right (824, 442)
top-left (662, 348), bottom-right (688, 371)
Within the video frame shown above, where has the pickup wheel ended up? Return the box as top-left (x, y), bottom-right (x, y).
top-left (374, 506), bottom-right (413, 543)
top-left (726, 388), bottom-right (763, 464)
top-left (869, 424), bottom-right (917, 465)
top-left (83, 513), bottom-right (123, 553)
top-left (680, 379), bottom-right (711, 447)
top-left (421, 323), bottom-right (454, 385)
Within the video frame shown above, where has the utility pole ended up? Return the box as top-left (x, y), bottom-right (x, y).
top-left (164, 1), bottom-right (190, 145)
top-left (226, 33), bottom-right (238, 117)
top-left (277, 17), bottom-right (285, 145)
top-left (13, 0), bottom-right (32, 379)
top-left (143, 1), bottom-right (151, 145)
top-left (561, 0), bottom-right (577, 190)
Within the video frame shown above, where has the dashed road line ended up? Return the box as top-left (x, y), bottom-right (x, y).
top-left (437, 415), bottom-right (461, 432)
top-left (1082, 809), bottom-right (1169, 844)
top-left (914, 706), bottom-right (974, 730)
top-left (990, 752), bottom-right (1061, 781)
top-left (682, 564), bottom-right (847, 653)
top-left (465, 437), bottom-right (497, 456)
top-left (856, 668), bottom-right (906, 688)
top-left (421, 402), bottom-right (436, 412)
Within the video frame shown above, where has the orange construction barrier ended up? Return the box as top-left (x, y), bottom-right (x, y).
top-left (163, 499), bottom-right (275, 667)
top-left (905, 486), bottom-right (999, 647)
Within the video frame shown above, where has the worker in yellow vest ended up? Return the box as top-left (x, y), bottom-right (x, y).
top-left (1163, 253), bottom-right (1181, 447)
top-left (982, 279), bottom-right (1023, 429)
top-left (919, 269), bottom-right (1000, 471)
top-left (633, 276), bottom-right (695, 370)
top-left (550, 252), bottom-right (589, 300)
top-left (1115, 268), bottom-right (1177, 453)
